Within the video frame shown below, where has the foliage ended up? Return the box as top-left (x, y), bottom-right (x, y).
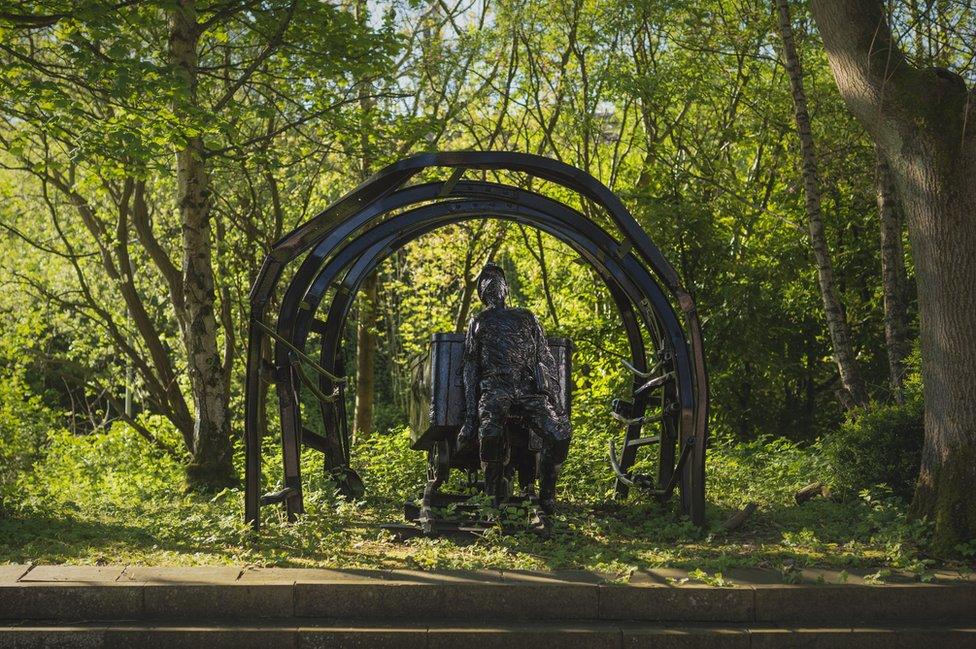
top-left (821, 360), bottom-right (924, 500)
top-left (0, 374), bottom-right (57, 515)
top-left (16, 421), bottom-right (184, 515)
top-left (0, 0), bottom-right (933, 461)
top-left (706, 432), bottom-right (830, 509)
top-left (351, 426), bottom-right (427, 502)
top-left (0, 309), bottom-right (60, 514)
top-left (854, 486), bottom-right (932, 574)
top-left (0, 417), bottom-right (964, 577)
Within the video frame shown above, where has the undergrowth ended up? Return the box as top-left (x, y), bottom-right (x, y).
top-left (0, 414), bottom-right (964, 582)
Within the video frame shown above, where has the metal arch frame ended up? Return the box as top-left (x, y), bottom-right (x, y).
top-left (289, 184), bottom-right (687, 493)
top-left (244, 150), bottom-right (709, 529)
top-left (270, 192), bottom-right (673, 511)
top-left (296, 198), bottom-right (677, 485)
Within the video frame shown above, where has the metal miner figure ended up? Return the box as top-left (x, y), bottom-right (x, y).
top-left (457, 262), bottom-right (571, 514)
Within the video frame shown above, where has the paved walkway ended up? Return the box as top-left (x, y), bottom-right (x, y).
top-left (2, 564), bottom-right (974, 648)
top-left (2, 563), bottom-right (974, 585)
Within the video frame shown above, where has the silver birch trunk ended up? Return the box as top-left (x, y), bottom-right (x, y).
top-left (775, 0), bottom-right (869, 407)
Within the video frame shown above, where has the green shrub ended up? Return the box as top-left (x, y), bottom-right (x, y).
top-left (0, 374), bottom-right (58, 515)
top-left (821, 395), bottom-right (923, 501)
top-left (707, 431), bottom-right (830, 508)
top-left (18, 417), bottom-right (185, 512)
top-left (350, 426), bottom-right (427, 502)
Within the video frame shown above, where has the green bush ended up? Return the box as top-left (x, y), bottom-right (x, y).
top-left (0, 374), bottom-right (58, 515)
top-left (18, 417), bottom-right (185, 512)
top-left (821, 394), bottom-right (924, 501)
top-left (707, 431), bottom-right (830, 508)
top-left (350, 426), bottom-right (427, 502)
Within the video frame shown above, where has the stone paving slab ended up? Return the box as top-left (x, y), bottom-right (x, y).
top-left (104, 626), bottom-right (298, 649)
top-left (0, 626), bottom-right (106, 648)
top-left (501, 569), bottom-right (611, 584)
top-left (299, 625), bottom-right (428, 649)
top-left (0, 565), bottom-right (30, 583)
top-left (752, 582), bottom-right (976, 623)
top-left (3, 622), bottom-right (976, 649)
top-left (385, 568), bottom-right (508, 583)
top-left (934, 569), bottom-right (976, 582)
top-left (2, 564), bottom-right (975, 628)
top-left (426, 623), bottom-right (620, 649)
top-left (0, 583), bottom-right (143, 621)
top-left (724, 567), bottom-right (869, 585)
top-left (621, 625), bottom-right (749, 648)
top-left (599, 583), bottom-right (754, 622)
top-left (118, 565), bottom-right (242, 583)
top-left (294, 582), bottom-right (441, 620)
top-left (628, 568), bottom-right (695, 586)
top-left (631, 565), bottom-right (976, 586)
top-left (438, 581), bottom-right (600, 620)
top-left (18, 565), bottom-right (125, 582)
top-left (238, 567), bottom-right (390, 583)
top-left (294, 580), bottom-right (601, 621)
top-left (142, 583), bottom-right (293, 619)
top-left (748, 626), bottom-right (976, 649)
top-left (5, 563), bottom-right (974, 587)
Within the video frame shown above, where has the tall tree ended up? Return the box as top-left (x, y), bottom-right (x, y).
top-left (352, 0), bottom-right (378, 441)
top-left (0, 0), bottom-right (398, 488)
top-left (774, 0), bottom-right (868, 408)
top-left (810, 0), bottom-right (976, 552)
top-left (169, 0), bottom-right (234, 489)
top-left (875, 148), bottom-right (911, 402)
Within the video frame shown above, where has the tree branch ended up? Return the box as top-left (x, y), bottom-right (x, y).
top-left (810, 0), bottom-right (972, 150)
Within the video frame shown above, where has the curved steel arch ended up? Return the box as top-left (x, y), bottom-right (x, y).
top-left (281, 183), bottom-right (689, 484)
top-left (309, 209), bottom-right (683, 510)
top-left (278, 188), bottom-right (683, 508)
top-left (275, 196), bottom-right (668, 510)
top-left (244, 151), bottom-right (708, 529)
top-left (289, 200), bottom-right (680, 500)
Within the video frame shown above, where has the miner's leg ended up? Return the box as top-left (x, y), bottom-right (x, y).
top-left (516, 444), bottom-right (538, 497)
top-left (420, 440), bottom-right (451, 535)
top-left (521, 395), bottom-right (571, 515)
top-left (478, 389), bottom-right (513, 503)
top-left (539, 434), bottom-right (570, 514)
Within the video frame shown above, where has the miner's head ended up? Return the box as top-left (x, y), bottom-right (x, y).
top-left (477, 262), bottom-right (508, 308)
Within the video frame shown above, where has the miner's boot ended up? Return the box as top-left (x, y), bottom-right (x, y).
top-left (537, 461), bottom-right (561, 515)
top-left (482, 461), bottom-right (507, 506)
top-left (538, 437), bottom-right (570, 515)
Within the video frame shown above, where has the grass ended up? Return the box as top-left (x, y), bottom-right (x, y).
top-left (0, 421), bottom-right (964, 582)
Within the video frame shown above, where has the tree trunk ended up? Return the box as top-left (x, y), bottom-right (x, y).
top-left (353, 272), bottom-right (378, 441)
top-left (351, 0), bottom-right (379, 440)
top-left (170, 0), bottom-right (236, 490)
top-left (876, 147), bottom-right (912, 402)
top-left (775, 0), bottom-right (867, 408)
top-left (455, 272), bottom-right (478, 334)
top-left (904, 155), bottom-right (976, 553)
top-left (810, 0), bottom-right (976, 553)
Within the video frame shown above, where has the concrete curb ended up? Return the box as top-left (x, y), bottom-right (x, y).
top-left (1, 622), bottom-right (976, 649)
top-left (1, 565), bottom-right (975, 626)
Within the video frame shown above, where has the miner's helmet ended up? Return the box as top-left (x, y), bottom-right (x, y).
top-left (476, 262), bottom-right (507, 300)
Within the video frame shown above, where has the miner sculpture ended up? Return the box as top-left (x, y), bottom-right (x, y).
top-left (457, 262), bottom-right (572, 514)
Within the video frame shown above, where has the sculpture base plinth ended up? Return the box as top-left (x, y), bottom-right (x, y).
top-left (381, 491), bottom-right (551, 541)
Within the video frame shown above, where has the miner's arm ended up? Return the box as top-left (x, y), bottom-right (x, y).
top-left (531, 315), bottom-right (563, 415)
top-left (460, 316), bottom-right (480, 441)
